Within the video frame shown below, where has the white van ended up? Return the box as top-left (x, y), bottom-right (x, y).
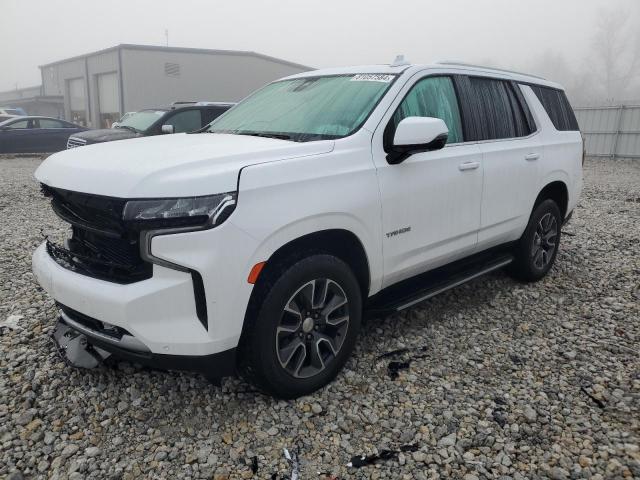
top-left (33, 60), bottom-right (583, 398)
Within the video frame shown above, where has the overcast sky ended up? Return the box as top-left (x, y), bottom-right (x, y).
top-left (0, 0), bottom-right (638, 92)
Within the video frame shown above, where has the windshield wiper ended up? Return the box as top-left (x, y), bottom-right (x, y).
top-left (116, 125), bottom-right (139, 133)
top-left (236, 131), bottom-right (292, 141)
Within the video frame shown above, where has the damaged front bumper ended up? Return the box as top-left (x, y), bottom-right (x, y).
top-left (52, 309), bottom-right (237, 376)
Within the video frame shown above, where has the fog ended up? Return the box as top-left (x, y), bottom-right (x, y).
top-left (1, 0), bottom-right (639, 105)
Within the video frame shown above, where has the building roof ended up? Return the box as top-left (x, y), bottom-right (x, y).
top-left (39, 44), bottom-right (311, 71)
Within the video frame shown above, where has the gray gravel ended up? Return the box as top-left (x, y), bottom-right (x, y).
top-left (1, 157), bottom-right (639, 479)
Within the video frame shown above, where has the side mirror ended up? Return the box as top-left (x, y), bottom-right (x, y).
top-left (111, 122), bottom-right (120, 128)
top-left (161, 124), bottom-right (175, 134)
top-left (387, 117), bottom-right (449, 164)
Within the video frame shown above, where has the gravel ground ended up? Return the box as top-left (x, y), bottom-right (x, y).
top-left (1, 157), bottom-right (639, 480)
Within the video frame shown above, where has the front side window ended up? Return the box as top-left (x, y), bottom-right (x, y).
top-left (165, 109), bottom-right (202, 133)
top-left (208, 74), bottom-right (396, 142)
top-left (391, 76), bottom-right (464, 144)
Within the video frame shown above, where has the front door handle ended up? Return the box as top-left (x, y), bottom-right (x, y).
top-left (458, 161), bottom-right (480, 171)
top-left (525, 153), bottom-right (540, 161)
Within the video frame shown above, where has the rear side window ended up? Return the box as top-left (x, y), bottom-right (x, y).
top-left (202, 107), bottom-right (228, 125)
top-left (390, 76), bottom-right (464, 144)
top-left (467, 77), bottom-right (534, 140)
top-left (39, 119), bottom-right (66, 129)
top-left (529, 85), bottom-right (579, 131)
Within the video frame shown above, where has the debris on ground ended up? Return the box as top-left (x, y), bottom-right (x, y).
top-left (580, 386), bottom-right (606, 409)
top-left (387, 360), bottom-right (411, 379)
top-left (283, 447), bottom-right (300, 480)
top-left (347, 444), bottom-right (419, 468)
top-left (0, 314), bottom-right (23, 334)
top-left (378, 345), bottom-right (428, 379)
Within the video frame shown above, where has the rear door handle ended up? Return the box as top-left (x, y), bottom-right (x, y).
top-left (458, 161), bottom-right (480, 171)
top-left (525, 153), bottom-right (540, 161)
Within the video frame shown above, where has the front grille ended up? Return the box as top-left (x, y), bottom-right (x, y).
top-left (67, 137), bottom-right (87, 149)
top-left (43, 186), bottom-right (152, 284)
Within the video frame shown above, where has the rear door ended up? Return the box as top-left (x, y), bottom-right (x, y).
top-left (33, 118), bottom-right (76, 152)
top-left (458, 76), bottom-right (541, 249)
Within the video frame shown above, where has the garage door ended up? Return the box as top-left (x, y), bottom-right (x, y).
top-left (97, 72), bottom-right (120, 128)
top-left (68, 78), bottom-right (87, 126)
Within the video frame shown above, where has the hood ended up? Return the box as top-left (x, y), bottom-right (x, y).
top-left (70, 128), bottom-right (140, 143)
top-left (35, 132), bottom-right (334, 198)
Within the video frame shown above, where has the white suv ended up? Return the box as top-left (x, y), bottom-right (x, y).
top-left (32, 61), bottom-right (583, 398)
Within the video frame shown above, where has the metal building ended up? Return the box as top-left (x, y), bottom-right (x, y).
top-left (38, 44), bottom-right (310, 128)
top-left (0, 85), bottom-right (63, 118)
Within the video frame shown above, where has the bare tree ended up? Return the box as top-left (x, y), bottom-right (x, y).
top-left (591, 7), bottom-right (640, 102)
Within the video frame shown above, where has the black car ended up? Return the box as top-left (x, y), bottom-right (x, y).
top-left (0, 116), bottom-right (88, 154)
top-left (66, 102), bottom-right (233, 149)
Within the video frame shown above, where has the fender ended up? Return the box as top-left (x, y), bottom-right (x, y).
top-left (236, 212), bottom-right (383, 295)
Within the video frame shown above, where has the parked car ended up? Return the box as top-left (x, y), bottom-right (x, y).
top-left (0, 114), bottom-right (18, 123)
top-left (66, 102), bottom-right (233, 148)
top-left (33, 61), bottom-right (583, 398)
top-left (0, 116), bottom-right (88, 153)
top-left (0, 107), bottom-right (26, 116)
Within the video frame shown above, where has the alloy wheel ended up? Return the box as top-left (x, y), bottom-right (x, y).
top-left (275, 278), bottom-right (350, 378)
top-left (532, 212), bottom-right (558, 269)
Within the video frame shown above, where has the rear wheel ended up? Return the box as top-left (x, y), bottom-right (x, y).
top-left (238, 254), bottom-right (362, 398)
top-left (509, 199), bottom-right (562, 282)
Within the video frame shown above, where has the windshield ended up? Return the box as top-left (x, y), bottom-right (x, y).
top-left (118, 110), bottom-right (165, 132)
top-left (207, 74), bottom-right (396, 142)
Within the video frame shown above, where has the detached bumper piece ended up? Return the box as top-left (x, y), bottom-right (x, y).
top-left (52, 320), bottom-right (112, 369)
top-left (56, 304), bottom-right (237, 378)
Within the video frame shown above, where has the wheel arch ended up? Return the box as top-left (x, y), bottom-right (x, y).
top-left (534, 180), bottom-right (569, 220)
top-left (255, 229), bottom-right (371, 298)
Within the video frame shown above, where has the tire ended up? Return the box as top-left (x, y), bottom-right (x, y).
top-left (509, 199), bottom-right (562, 282)
top-left (238, 254), bottom-right (362, 398)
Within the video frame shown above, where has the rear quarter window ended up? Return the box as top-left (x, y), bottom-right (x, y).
top-left (529, 85), bottom-right (579, 131)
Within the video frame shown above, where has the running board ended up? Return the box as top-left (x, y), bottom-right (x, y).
top-left (366, 250), bottom-right (514, 316)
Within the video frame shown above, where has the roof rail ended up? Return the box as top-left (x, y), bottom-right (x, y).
top-left (171, 101), bottom-right (235, 109)
top-left (435, 61), bottom-right (546, 80)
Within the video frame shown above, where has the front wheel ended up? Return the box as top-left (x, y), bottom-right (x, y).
top-left (238, 254), bottom-right (362, 398)
top-left (508, 199), bottom-right (562, 282)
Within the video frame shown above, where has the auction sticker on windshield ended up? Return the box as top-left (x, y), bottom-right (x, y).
top-left (350, 74), bottom-right (395, 82)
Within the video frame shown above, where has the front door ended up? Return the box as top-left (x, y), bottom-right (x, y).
top-left (371, 75), bottom-right (483, 288)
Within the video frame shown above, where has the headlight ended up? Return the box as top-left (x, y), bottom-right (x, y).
top-left (122, 192), bottom-right (236, 229)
